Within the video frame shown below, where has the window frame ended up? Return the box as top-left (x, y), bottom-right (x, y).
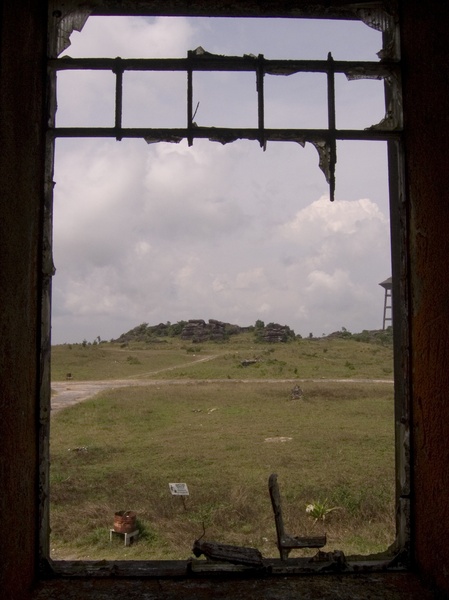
top-left (40, 1), bottom-right (410, 577)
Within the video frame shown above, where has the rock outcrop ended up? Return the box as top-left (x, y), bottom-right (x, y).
top-left (257, 323), bottom-right (295, 343)
top-left (181, 319), bottom-right (241, 342)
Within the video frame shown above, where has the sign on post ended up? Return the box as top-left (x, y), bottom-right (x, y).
top-left (169, 482), bottom-right (189, 496)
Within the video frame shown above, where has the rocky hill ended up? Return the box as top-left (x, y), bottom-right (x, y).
top-left (114, 320), bottom-right (392, 345)
top-left (114, 319), bottom-right (294, 344)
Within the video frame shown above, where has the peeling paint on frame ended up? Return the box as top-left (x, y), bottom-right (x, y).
top-left (40, 0), bottom-right (410, 577)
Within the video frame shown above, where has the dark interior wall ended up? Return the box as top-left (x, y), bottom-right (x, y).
top-left (400, 0), bottom-right (449, 592)
top-left (0, 1), bottom-right (47, 598)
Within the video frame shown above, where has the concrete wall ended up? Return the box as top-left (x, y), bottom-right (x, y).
top-left (0, 1), bottom-right (47, 598)
top-left (400, 0), bottom-right (449, 591)
top-left (1, 0), bottom-right (449, 597)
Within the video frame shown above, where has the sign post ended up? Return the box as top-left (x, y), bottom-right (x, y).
top-left (169, 482), bottom-right (189, 510)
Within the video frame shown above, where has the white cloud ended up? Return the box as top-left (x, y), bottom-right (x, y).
top-left (51, 17), bottom-right (391, 343)
top-left (139, 142), bottom-right (253, 242)
top-left (53, 139), bottom-right (391, 342)
top-left (258, 303), bottom-right (272, 315)
top-left (281, 195), bottom-right (387, 239)
top-left (65, 16), bottom-right (195, 58)
top-left (235, 267), bottom-right (267, 290)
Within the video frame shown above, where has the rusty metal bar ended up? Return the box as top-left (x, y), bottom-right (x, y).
top-left (50, 126), bottom-right (401, 142)
top-left (187, 51), bottom-right (194, 146)
top-left (48, 56), bottom-right (397, 77)
top-left (327, 52), bottom-right (336, 202)
top-left (113, 57), bottom-right (124, 141)
top-left (256, 54), bottom-right (265, 149)
top-left (269, 474), bottom-right (326, 561)
top-left (50, 52), bottom-right (400, 146)
top-left (50, 50), bottom-right (402, 204)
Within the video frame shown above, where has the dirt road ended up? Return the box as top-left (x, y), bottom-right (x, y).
top-left (51, 377), bottom-right (393, 413)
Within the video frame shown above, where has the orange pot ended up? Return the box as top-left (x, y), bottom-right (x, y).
top-left (113, 511), bottom-right (137, 533)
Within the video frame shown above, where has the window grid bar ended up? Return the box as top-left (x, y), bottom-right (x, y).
top-left (50, 127), bottom-right (401, 142)
top-left (49, 51), bottom-right (401, 201)
top-left (256, 54), bottom-right (265, 149)
top-left (187, 51), bottom-right (194, 146)
top-left (112, 57), bottom-right (124, 141)
top-left (327, 52), bottom-right (336, 201)
top-left (48, 56), bottom-right (397, 76)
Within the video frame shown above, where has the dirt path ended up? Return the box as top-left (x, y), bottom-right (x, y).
top-left (51, 376), bottom-right (393, 413)
top-left (51, 354), bottom-right (218, 412)
top-left (127, 353), bottom-right (219, 379)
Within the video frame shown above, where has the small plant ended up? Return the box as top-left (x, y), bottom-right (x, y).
top-left (186, 346), bottom-right (201, 353)
top-left (305, 500), bottom-right (340, 523)
top-left (127, 355), bottom-right (141, 365)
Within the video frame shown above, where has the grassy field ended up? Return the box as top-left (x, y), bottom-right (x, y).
top-left (52, 332), bottom-right (394, 381)
top-left (50, 334), bottom-right (395, 561)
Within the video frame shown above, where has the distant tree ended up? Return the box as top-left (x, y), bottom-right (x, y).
top-left (168, 320), bottom-right (187, 337)
top-left (255, 319), bottom-right (265, 330)
top-left (340, 327), bottom-right (352, 338)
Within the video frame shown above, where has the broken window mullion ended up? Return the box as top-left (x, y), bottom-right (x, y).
top-left (50, 126), bottom-right (401, 143)
top-left (51, 50), bottom-right (400, 203)
top-left (187, 50), bottom-right (194, 147)
top-left (256, 54), bottom-right (265, 149)
top-left (112, 57), bottom-right (124, 141)
top-left (327, 52), bottom-right (337, 202)
top-left (49, 56), bottom-right (397, 79)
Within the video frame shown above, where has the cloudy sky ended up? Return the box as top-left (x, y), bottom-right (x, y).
top-left (52, 16), bottom-right (391, 344)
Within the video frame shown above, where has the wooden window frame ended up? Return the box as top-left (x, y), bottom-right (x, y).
top-left (40, 1), bottom-right (410, 577)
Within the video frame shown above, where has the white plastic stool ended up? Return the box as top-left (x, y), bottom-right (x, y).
top-left (109, 528), bottom-right (139, 547)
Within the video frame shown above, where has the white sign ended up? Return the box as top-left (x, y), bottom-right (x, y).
top-left (169, 482), bottom-right (189, 496)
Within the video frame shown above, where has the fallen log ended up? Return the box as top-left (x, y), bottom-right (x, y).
top-left (192, 540), bottom-right (264, 567)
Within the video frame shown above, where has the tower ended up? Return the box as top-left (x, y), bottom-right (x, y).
top-left (379, 276), bottom-right (392, 330)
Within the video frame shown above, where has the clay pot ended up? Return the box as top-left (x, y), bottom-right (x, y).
top-left (113, 511), bottom-right (137, 533)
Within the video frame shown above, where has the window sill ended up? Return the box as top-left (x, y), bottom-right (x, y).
top-left (33, 570), bottom-right (435, 600)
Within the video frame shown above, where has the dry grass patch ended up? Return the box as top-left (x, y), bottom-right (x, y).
top-left (52, 334), bottom-right (394, 381)
top-left (50, 380), bottom-right (395, 560)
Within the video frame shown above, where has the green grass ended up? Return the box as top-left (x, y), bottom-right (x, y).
top-left (52, 334), bottom-right (394, 381)
top-left (50, 380), bottom-right (395, 561)
top-left (51, 341), bottom-right (203, 381)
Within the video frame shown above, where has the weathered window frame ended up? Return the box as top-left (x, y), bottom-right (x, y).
top-left (40, 0), bottom-right (410, 578)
